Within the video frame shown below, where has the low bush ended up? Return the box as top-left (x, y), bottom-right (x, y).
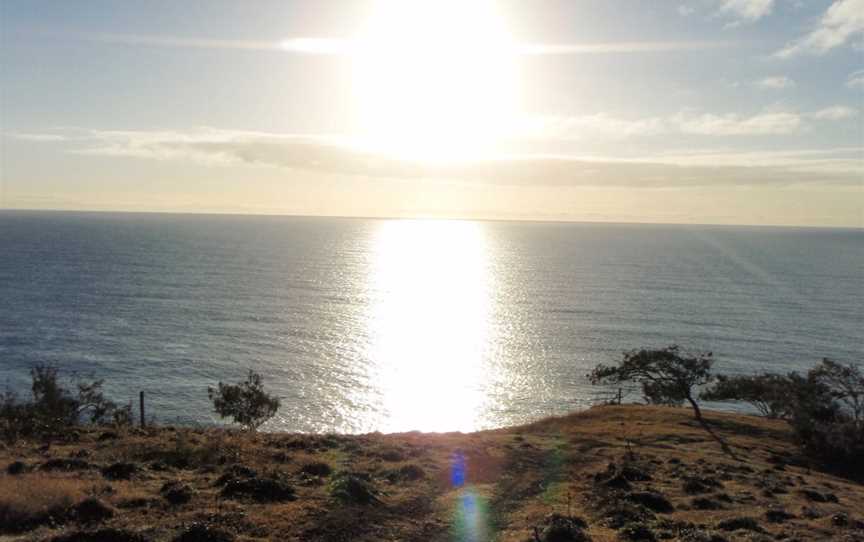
top-left (0, 366), bottom-right (123, 443)
top-left (703, 358), bottom-right (863, 480)
top-left (220, 473), bottom-right (296, 503)
top-left (702, 373), bottom-right (796, 418)
top-left (208, 370), bottom-right (280, 432)
top-left (786, 360), bottom-right (864, 480)
top-left (329, 471), bottom-right (382, 505)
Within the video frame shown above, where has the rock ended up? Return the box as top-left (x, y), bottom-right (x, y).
top-left (72, 498), bottom-right (114, 524)
top-left (101, 462), bottom-right (138, 480)
top-left (221, 476), bottom-right (296, 503)
top-left (160, 481), bottom-right (196, 505)
top-left (172, 523), bottom-right (235, 542)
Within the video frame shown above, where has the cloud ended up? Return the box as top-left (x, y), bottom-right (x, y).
top-left (673, 111), bottom-right (803, 135)
top-left (15, 127), bottom-right (862, 189)
top-left (535, 105), bottom-right (858, 139)
top-left (34, 29), bottom-right (733, 57)
top-left (847, 69), bottom-right (864, 89)
top-left (678, 5), bottom-right (696, 16)
top-left (717, 0), bottom-right (776, 23)
top-left (525, 114), bottom-right (667, 140)
top-left (515, 41), bottom-right (732, 54)
top-left (807, 105), bottom-right (859, 120)
top-left (775, 0), bottom-right (864, 57)
top-left (755, 76), bottom-right (796, 89)
top-left (12, 133), bottom-right (68, 142)
top-left (534, 110), bottom-right (806, 138)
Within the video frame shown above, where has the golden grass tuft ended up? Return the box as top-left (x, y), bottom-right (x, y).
top-left (0, 473), bottom-right (87, 531)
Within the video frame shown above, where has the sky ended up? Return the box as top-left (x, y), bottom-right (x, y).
top-left (1, 0), bottom-right (862, 227)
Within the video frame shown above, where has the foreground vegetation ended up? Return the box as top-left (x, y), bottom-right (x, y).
top-left (590, 348), bottom-right (864, 481)
top-left (1, 351), bottom-right (861, 540)
top-left (2, 405), bottom-right (863, 541)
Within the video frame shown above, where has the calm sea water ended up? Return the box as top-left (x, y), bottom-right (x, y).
top-left (1, 211), bottom-right (861, 433)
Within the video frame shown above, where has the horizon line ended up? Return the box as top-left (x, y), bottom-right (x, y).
top-left (1, 206), bottom-right (860, 231)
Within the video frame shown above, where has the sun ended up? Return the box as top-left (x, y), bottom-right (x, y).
top-left (351, 0), bottom-right (520, 162)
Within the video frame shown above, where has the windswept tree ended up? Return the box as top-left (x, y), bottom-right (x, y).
top-left (208, 370), bottom-right (280, 432)
top-left (589, 345), bottom-right (714, 423)
top-left (702, 372), bottom-right (796, 419)
top-left (810, 358), bottom-right (863, 426)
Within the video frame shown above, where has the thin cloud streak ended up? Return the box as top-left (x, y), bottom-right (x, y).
top-left (847, 70), bottom-right (864, 89)
top-left (526, 106), bottom-right (857, 139)
top-left (755, 76), bottom-right (795, 89)
top-left (717, 0), bottom-right (776, 24)
top-left (14, 128), bottom-right (862, 189)
top-left (34, 30), bottom-right (734, 56)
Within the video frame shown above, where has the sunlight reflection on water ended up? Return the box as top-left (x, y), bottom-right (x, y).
top-left (363, 219), bottom-right (497, 432)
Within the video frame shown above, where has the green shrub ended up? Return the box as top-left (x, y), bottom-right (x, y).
top-left (706, 359), bottom-right (863, 480)
top-left (702, 373), bottom-right (796, 418)
top-left (208, 370), bottom-right (280, 432)
top-left (329, 472), bottom-right (382, 505)
top-left (0, 367), bottom-right (120, 442)
top-left (787, 360), bottom-right (864, 480)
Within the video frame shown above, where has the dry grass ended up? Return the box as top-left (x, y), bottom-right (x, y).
top-left (0, 474), bottom-right (87, 531)
top-left (0, 406), bottom-right (862, 541)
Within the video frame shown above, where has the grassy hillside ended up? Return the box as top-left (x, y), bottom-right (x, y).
top-left (1, 405), bottom-right (862, 541)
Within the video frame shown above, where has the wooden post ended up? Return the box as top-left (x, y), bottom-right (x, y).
top-left (139, 391), bottom-right (145, 428)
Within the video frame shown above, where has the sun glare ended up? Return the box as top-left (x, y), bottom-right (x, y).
top-left (365, 220), bottom-right (495, 432)
top-left (351, 0), bottom-right (520, 161)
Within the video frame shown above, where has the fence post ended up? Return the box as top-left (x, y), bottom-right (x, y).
top-left (139, 391), bottom-right (145, 428)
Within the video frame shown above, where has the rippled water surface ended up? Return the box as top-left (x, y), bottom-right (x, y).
top-left (1, 211), bottom-right (861, 432)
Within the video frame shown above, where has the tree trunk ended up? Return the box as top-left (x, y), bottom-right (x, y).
top-left (687, 394), bottom-right (738, 460)
top-left (686, 395), bottom-right (704, 423)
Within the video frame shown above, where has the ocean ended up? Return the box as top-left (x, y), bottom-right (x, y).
top-left (1, 211), bottom-right (861, 433)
